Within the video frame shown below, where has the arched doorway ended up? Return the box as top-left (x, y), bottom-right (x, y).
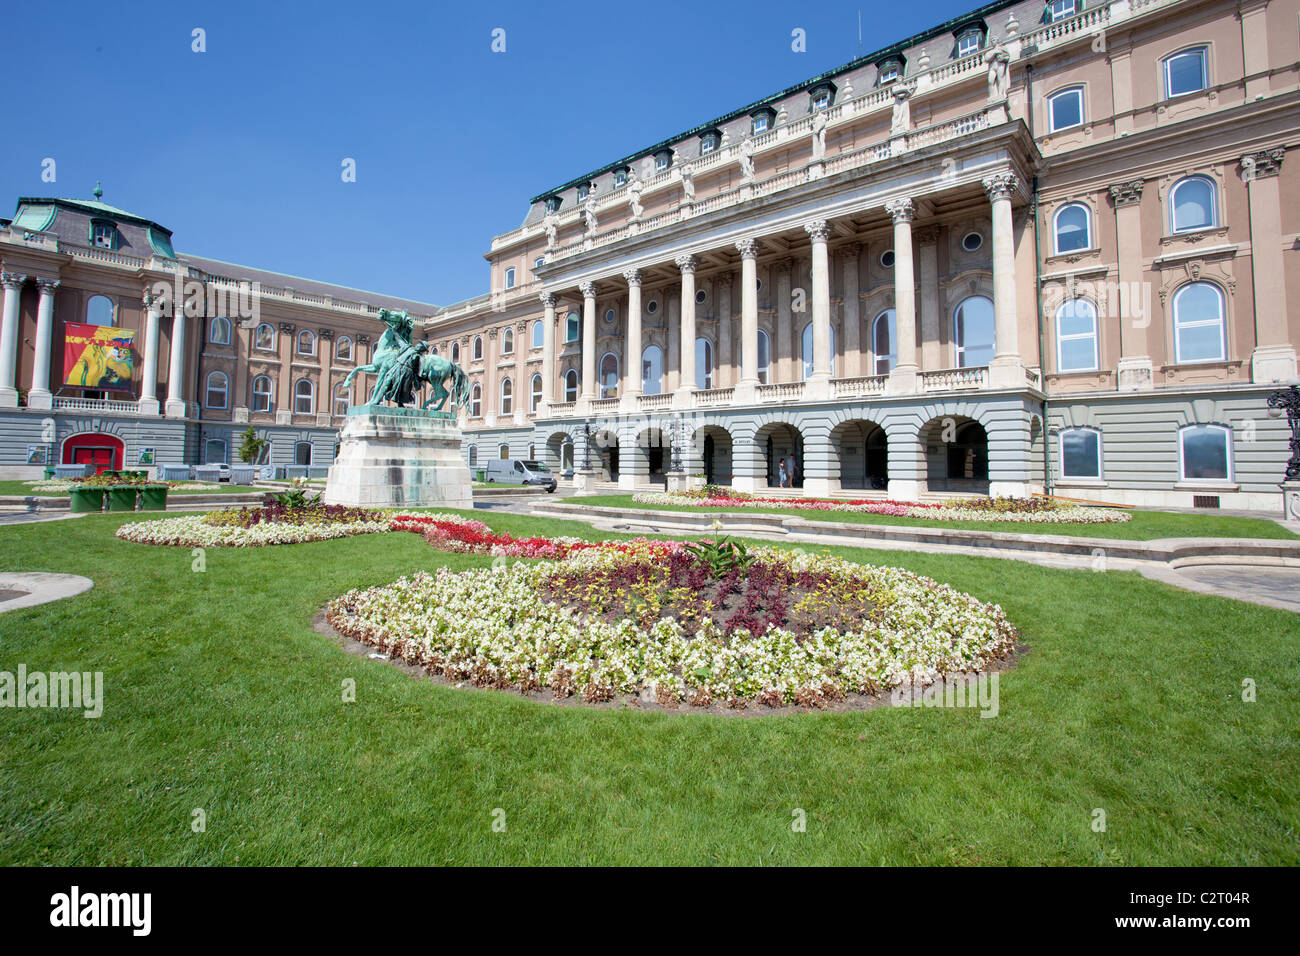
top-left (62, 432), bottom-right (123, 474)
top-left (921, 415), bottom-right (989, 493)
top-left (693, 425), bottom-right (733, 486)
top-left (591, 429), bottom-right (620, 481)
top-left (545, 431), bottom-right (574, 474)
top-left (635, 427), bottom-right (669, 486)
top-left (755, 422), bottom-right (804, 488)
top-left (831, 419), bottom-right (888, 490)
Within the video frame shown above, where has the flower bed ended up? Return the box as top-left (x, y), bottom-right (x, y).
top-left (115, 513), bottom-right (394, 547)
top-left (631, 489), bottom-right (1130, 524)
top-left (31, 478), bottom-right (213, 493)
top-left (392, 513), bottom-right (681, 561)
top-left (326, 546), bottom-right (1017, 708)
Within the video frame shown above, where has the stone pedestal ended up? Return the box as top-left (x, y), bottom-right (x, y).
top-left (665, 470), bottom-right (689, 492)
top-left (572, 469), bottom-right (598, 496)
top-left (323, 404), bottom-right (472, 509)
top-left (1282, 480), bottom-right (1300, 522)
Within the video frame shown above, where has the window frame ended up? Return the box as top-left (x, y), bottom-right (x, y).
top-left (296, 329), bottom-right (316, 356)
top-left (333, 384), bottom-right (351, 417)
top-left (953, 294), bottom-right (997, 368)
top-left (641, 345), bottom-right (663, 395)
top-left (563, 369), bottom-right (579, 402)
top-left (565, 311), bottom-right (580, 343)
top-left (873, 309), bottom-right (897, 375)
top-left (531, 320), bottom-right (544, 350)
top-left (254, 323), bottom-right (276, 351)
top-left (251, 374), bottom-right (273, 413)
top-left (204, 370), bottom-right (229, 410)
top-left (1163, 46), bottom-right (1209, 99)
top-left (1059, 427), bottom-right (1103, 480)
top-left (501, 327), bottom-right (514, 355)
top-left (500, 377), bottom-right (513, 415)
top-left (1052, 202), bottom-right (1093, 255)
top-left (293, 378), bottom-right (315, 415)
top-left (1178, 423), bottom-right (1232, 483)
top-left (599, 352), bottom-right (619, 398)
top-left (1055, 298), bottom-right (1100, 373)
top-left (530, 373), bottom-right (543, 412)
top-left (85, 294), bottom-right (116, 327)
top-left (1169, 175), bottom-right (1217, 234)
top-left (1047, 0), bottom-right (1077, 23)
top-left (470, 383), bottom-right (483, 417)
top-left (504, 267), bottom-right (516, 289)
top-left (208, 315), bottom-right (232, 346)
top-left (956, 29), bottom-right (982, 57)
top-left (1172, 281), bottom-right (1227, 365)
top-left (472, 335), bottom-right (484, 363)
top-left (1047, 86), bottom-right (1085, 133)
top-left (695, 337), bottom-right (714, 390)
top-left (335, 335), bottom-right (353, 362)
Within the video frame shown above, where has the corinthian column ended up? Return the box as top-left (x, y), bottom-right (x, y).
top-left (621, 269), bottom-right (642, 411)
top-left (137, 291), bottom-right (163, 414)
top-left (983, 171), bottom-right (1025, 388)
top-left (884, 197), bottom-right (918, 394)
top-left (539, 292), bottom-right (556, 410)
top-left (735, 239), bottom-right (760, 403)
top-left (165, 311), bottom-right (188, 418)
top-left (675, 254), bottom-right (697, 406)
top-left (804, 220), bottom-right (832, 399)
top-left (26, 278), bottom-right (60, 410)
top-left (0, 273), bottom-right (25, 408)
top-left (579, 281), bottom-right (597, 406)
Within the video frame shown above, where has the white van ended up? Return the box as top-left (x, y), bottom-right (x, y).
top-left (485, 458), bottom-right (557, 492)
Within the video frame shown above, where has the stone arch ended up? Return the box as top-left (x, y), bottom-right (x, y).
top-left (544, 428), bottom-right (577, 474)
top-left (685, 423), bottom-right (735, 486)
top-left (830, 417), bottom-right (889, 491)
top-left (630, 423), bottom-right (672, 487)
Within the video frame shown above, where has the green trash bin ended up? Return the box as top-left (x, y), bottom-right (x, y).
top-left (43, 467), bottom-right (55, 480)
top-left (139, 484), bottom-right (168, 511)
top-left (106, 485), bottom-right (139, 512)
top-left (69, 487), bottom-right (105, 513)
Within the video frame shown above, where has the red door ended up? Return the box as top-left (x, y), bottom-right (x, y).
top-left (63, 434), bottom-right (123, 474)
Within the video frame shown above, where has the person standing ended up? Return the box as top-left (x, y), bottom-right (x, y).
top-left (778, 457), bottom-right (789, 488)
top-left (789, 455), bottom-right (801, 489)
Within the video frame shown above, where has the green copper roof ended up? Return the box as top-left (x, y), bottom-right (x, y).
top-left (12, 196), bottom-right (175, 237)
top-left (147, 226), bottom-right (176, 259)
top-left (11, 203), bottom-right (56, 232)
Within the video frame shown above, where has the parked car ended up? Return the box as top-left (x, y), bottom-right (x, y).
top-left (485, 458), bottom-right (557, 493)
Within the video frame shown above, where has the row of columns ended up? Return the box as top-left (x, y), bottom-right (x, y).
top-left (532, 170), bottom-right (1025, 414)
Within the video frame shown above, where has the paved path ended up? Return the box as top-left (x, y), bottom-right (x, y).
top-left (0, 572), bottom-right (94, 613)
top-left (1168, 565), bottom-right (1300, 612)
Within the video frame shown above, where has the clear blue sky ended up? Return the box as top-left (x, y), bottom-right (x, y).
top-left (7, 0), bottom-right (977, 306)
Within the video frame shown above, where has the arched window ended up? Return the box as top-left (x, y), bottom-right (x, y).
top-left (1055, 298), bottom-right (1099, 372)
top-left (530, 373), bottom-right (543, 412)
top-left (563, 369), bottom-right (579, 402)
top-left (254, 323), bottom-right (275, 351)
top-left (528, 443), bottom-right (536, 460)
top-left (873, 310), bottom-right (897, 375)
top-left (209, 316), bottom-right (231, 345)
top-left (599, 352), bottom-right (619, 398)
top-left (1052, 202), bottom-right (1092, 254)
top-left (1179, 423), bottom-right (1231, 482)
top-left (504, 267), bottom-right (516, 289)
top-left (472, 336), bottom-right (484, 362)
top-left (739, 330), bottom-right (772, 384)
top-left (205, 371), bottom-right (228, 409)
top-left (1164, 46), bottom-right (1208, 99)
top-left (85, 294), bottom-right (115, 326)
top-left (1170, 176), bottom-right (1216, 233)
top-left (531, 320), bottom-right (544, 350)
top-left (565, 311), bottom-right (580, 342)
top-left (335, 336), bottom-right (353, 362)
top-left (294, 441), bottom-right (313, 466)
top-left (251, 375), bottom-right (273, 413)
top-left (1059, 427), bottom-right (1102, 479)
top-left (450, 342), bottom-right (460, 364)
top-left (800, 322), bottom-right (836, 380)
top-left (954, 295), bottom-right (996, 367)
top-left (468, 445), bottom-right (478, 467)
top-left (501, 328), bottom-right (514, 355)
top-left (695, 338), bottom-right (714, 390)
top-left (334, 383), bottom-right (351, 417)
top-left (498, 444), bottom-right (511, 460)
top-left (641, 346), bottom-right (663, 394)
top-left (297, 329), bottom-right (316, 356)
top-left (1048, 86), bottom-right (1084, 132)
top-left (500, 377), bottom-right (513, 415)
top-left (470, 383), bottom-right (482, 417)
top-left (294, 378), bottom-right (314, 414)
top-left (1172, 281), bottom-right (1226, 363)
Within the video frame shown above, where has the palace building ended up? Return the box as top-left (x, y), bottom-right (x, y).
top-left (2, 0), bottom-right (1297, 509)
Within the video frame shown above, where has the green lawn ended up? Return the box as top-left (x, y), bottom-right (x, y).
top-left (0, 481), bottom-right (260, 498)
top-left (567, 494), bottom-right (1298, 541)
top-left (0, 509), bottom-right (1296, 865)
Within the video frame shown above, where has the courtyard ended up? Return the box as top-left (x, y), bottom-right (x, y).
top-left (0, 500), bottom-right (1296, 866)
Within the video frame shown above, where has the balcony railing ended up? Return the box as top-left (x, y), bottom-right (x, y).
top-left (756, 382), bottom-right (806, 403)
top-left (922, 366), bottom-right (988, 391)
top-left (831, 374), bottom-right (888, 398)
top-left (637, 393), bottom-right (673, 411)
top-left (693, 387), bottom-right (735, 407)
top-left (53, 397), bottom-right (141, 413)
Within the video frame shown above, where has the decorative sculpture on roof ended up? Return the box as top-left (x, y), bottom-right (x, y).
top-left (739, 136), bottom-right (756, 182)
top-left (987, 44), bottom-right (1010, 101)
top-left (890, 85), bottom-right (913, 136)
top-left (543, 211), bottom-right (559, 251)
top-left (583, 191), bottom-right (598, 237)
top-left (627, 171), bottom-right (644, 219)
top-left (810, 110), bottom-right (829, 162)
top-left (342, 308), bottom-right (469, 411)
top-left (680, 164), bottom-right (696, 203)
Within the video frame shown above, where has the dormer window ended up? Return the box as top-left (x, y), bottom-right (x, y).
top-left (956, 29), bottom-right (982, 56)
top-left (613, 167), bottom-right (629, 188)
top-left (576, 183), bottom-right (591, 202)
top-left (699, 130), bottom-right (721, 155)
top-left (876, 58), bottom-right (904, 85)
top-left (751, 108), bottom-right (775, 135)
top-left (544, 195), bottom-right (562, 213)
top-left (654, 149), bottom-right (673, 173)
top-left (90, 220), bottom-right (118, 250)
top-left (1047, 0), bottom-right (1077, 22)
top-left (808, 83), bottom-right (836, 111)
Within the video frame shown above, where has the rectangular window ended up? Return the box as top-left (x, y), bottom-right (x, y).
top-left (504, 267), bottom-right (516, 289)
top-left (1180, 426), bottom-right (1230, 482)
top-left (566, 313), bottom-right (580, 343)
top-left (1165, 48), bottom-right (1208, 98)
top-left (1048, 0), bottom-right (1076, 21)
top-left (204, 440), bottom-right (226, 465)
top-left (753, 115), bottom-right (769, 134)
top-left (957, 32), bottom-right (980, 56)
top-left (1060, 430), bottom-right (1101, 479)
top-left (1048, 88), bottom-right (1084, 132)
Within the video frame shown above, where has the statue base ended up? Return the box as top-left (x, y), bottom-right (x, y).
top-left (1282, 479), bottom-right (1300, 522)
top-left (323, 404), bottom-right (472, 510)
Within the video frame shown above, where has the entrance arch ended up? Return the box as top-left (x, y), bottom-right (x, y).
top-left (62, 432), bottom-right (123, 474)
top-left (688, 424), bottom-right (733, 486)
top-left (633, 426), bottom-right (670, 486)
top-left (754, 421), bottom-right (804, 488)
top-left (920, 415), bottom-right (989, 493)
top-left (591, 429), bottom-right (620, 481)
top-left (545, 430), bottom-right (575, 474)
top-left (830, 419), bottom-right (888, 490)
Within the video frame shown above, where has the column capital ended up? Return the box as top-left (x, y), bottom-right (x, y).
top-left (318, 327), bottom-right (334, 340)
top-left (539, 291), bottom-right (556, 309)
top-left (885, 197), bottom-right (914, 223)
top-left (735, 238), bottom-right (760, 260)
top-left (981, 171), bottom-right (1023, 203)
top-left (1, 272), bottom-right (27, 290)
top-left (803, 219), bottom-right (830, 242)
top-left (674, 254), bottom-right (697, 274)
top-left (36, 277), bottom-right (60, 294)
top-left (622, 268), bottom-right (642, 288)
top-left (579, 281), bottom-right (598, 299)
top-left (1108, 179), bottom-right (1145, 207)
top-left (356, 334), bottom-right (371, 346)
top-left (1241, 147), bottom-right (1285, 181)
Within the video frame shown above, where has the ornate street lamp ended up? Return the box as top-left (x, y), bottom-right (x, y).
top-left (581, 422), bottom-right (593, 472)
top-left (1266, 383), bottom-right (1300, 480)
top-left (669, 416), bottom-right (684, 473)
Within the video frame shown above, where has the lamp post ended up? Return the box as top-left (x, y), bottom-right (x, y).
top-left (582, 422), bottom-right (593, 472)
top-left (1267, 382), bottom-right (1300, 521)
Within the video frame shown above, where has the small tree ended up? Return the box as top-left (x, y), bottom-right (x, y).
top-left (238, 427), bottom-right (269, 464)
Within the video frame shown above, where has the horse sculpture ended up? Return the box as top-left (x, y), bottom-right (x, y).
top-left (341, 308), bottom-right (469, 412)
